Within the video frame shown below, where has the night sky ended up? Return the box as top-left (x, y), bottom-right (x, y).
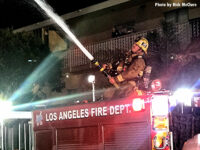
top-left (0, 0), bottom-right (107, 29)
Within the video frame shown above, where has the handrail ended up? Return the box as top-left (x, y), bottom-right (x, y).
top-left (63, 22), bottom-right (191, 72)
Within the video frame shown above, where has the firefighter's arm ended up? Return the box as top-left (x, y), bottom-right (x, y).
top-left (108, 75), bottom-right (119, 88)
top-left (100, 63), bottom-right (112, 73)
top-left (115, 58), bottom-right (145, 83)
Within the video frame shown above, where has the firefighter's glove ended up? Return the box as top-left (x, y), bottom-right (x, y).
top-left (108, 76), bottom-right (116, 85)
top-left (102, 64), bottom-right (107, 69)
top-left (101, 63), bottom-right (112, 74)
top-left (100, 64), bottom-right (107, 73)
top-left (102, 63), bottom-right (112, 70)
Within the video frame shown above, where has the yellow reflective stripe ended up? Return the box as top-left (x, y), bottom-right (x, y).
top-left (136, 90), bottom-right (143, 96)
top-left (139, 71), bottom-right (143, 77)
top-left (95, 61), bottom-right (99, 66)
top-left (117, 66), bottom-right (123, 72)
top-left (100, 68), bottom-right (105, 72)
top-left (117, 74), bottom-right (125, 82)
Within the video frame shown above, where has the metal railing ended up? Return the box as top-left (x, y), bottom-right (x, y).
top-left (190, 18), bottom-right (200, 39)
top-left (63, 22), bottom-right (191, 72)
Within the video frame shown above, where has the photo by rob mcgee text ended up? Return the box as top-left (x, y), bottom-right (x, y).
top-left (155, 2), bottom-right (197, 7)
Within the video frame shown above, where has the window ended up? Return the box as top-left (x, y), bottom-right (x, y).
top-left (165, 8), bottom-right (188, 23)
top-left (190, 18), bottom-right (200, 39)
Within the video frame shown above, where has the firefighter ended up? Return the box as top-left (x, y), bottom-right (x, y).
top-left (103, 37), bottom-right (149, 100)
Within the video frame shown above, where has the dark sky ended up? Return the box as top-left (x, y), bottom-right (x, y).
top-left (0, 0), bottom-right (107, 29)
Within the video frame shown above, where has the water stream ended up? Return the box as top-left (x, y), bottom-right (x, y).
top-left (34, 0), bottom-right (94, 61)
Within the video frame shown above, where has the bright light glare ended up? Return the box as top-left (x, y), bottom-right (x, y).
top-left (88, 75), bottom-right (95, 83)
top-left (66, 73), bottom-right (69, 78)
top-left (152, 95), bottom-right (168, 116)
top-left (173, 88), bottom-right (193, 106)
top-left (3, 111), bottom-right (32, 119)
top-left (132, 98), bottom-right (145, 111)
top-left (0, 101), bottom-right (12, 120)
top-left (169, 95), bottom-right (177, 107)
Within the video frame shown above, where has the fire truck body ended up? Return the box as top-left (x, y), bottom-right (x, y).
top-left (33, 93), bottom-right (170, 150)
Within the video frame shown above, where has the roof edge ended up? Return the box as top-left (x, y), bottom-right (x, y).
top-left (13, 0), bottom-right (131, 33)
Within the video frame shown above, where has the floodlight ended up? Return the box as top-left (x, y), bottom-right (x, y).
top-left (152, 95), bottom-right (169, 116)
top-left (66, 73), bottom-right (70, 78)
top-left (88, 75), bottom-right (95, 83)
top-left (0, 101), bottom-right (13, 121)
top-left (0, 101), bottom-right (12, 113)
top-left (88, 75), bottom-right (95, 102)
top-left (173, 88), bottom-right (193, 106)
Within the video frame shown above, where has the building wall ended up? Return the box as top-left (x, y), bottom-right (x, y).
top-left (50, 0), bottom-right (198, 45)
top-left (46, 0), bottom-right (200, 49)
top-left (189, 7), bottom-right (200, 19)
top-left (66, 0), bottom-right (165, 43)
top-left (48, 30), bottom-right (67, 51)
top-left (48, 0), bottom-right (200, 90)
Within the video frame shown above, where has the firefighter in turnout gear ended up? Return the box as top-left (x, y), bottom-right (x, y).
top-left (103, 37), bottom-right (149, 100)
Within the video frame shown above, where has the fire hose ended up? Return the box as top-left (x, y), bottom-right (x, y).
top-left (91, 60), bottom-right (119, 89)
top-left (34, 0), bottom-right (119, 89)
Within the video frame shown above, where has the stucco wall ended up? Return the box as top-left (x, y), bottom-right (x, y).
top-left (189, 7), bottom-right (200, 19)
top-left (47, 0), bottom-right (199, 46)
top-left (58, 0), bottom-right (200, 91)
top-left (63, 0), bottom-right (199, 44)
top-left (48, 30), bottom-right (67, 51)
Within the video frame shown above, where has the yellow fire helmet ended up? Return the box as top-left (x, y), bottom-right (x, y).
top-left (135, 37), bottom-right (149, 54)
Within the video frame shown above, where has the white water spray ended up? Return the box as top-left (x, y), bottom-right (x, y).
top-left (34, 0), bottom-right (94, 61)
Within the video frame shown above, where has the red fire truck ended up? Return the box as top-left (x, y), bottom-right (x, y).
top-left (33, 91), bottom-right (172, 150)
